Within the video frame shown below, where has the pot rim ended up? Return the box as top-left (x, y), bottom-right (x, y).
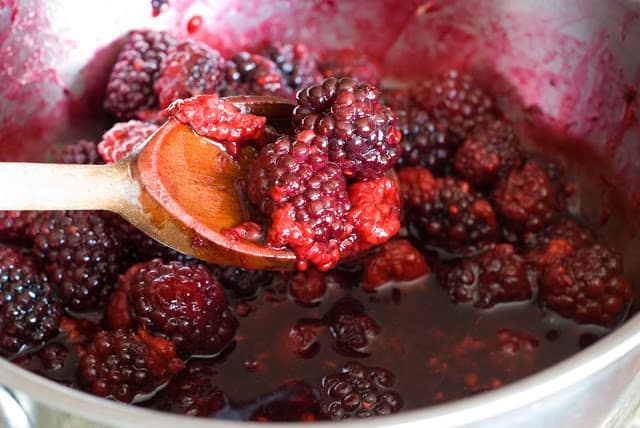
top-left (2, 310), bottom-right (640, 428)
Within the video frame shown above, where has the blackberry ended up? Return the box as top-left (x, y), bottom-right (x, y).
top-left (454, 119), bottom-right (522, 187)
top-left (525, 218), bottom-right (595, 266)
top-left (261, 42), bottom-right (322, 92)
top-left (319, 48), bottom-right (381, 85)
top-left (320, 361), bottom-right (402, 419)
top-left (323, 297), bottom-right (380, 357)
top-left (288, 268), bottom-right (328, 305)
top-left (98, 120), bottom-right (158, 163)
top-left (293, 77), bottom-right (401, 180)
top-left (0, 248), bottom-right (62, 356)
top-left (104, 30), bottom-right (176, 120)
top-left (213, 265), bottom-right (276, 298)
top-left (413, 70), bottom-right (496, 141)
top-left (149, 360), bottom-right (227, 416)
top-left (437, 243), bottom-right (532, 308)
top-left (492, 161), bottom-right (561, 233)
top-left (154, 40), bottom-right (226, 108)
top-left (285, 318), bottom-right (325, 357)
top-left (540, 243), bottom-right (632, 325)
top-left (248, 132), bottom-right (351, 270)
top-left (397, 166), bottom-right (438, 207)
top-left (106, 259), bottom-right (237, 356)
top-left (409, 177), bottom-right (498, 252)
top-left (362, 239), bottom-right (430, 291)
top-left (53, 139), bottom-right (102, 165)
top-left (0, 211), bottom-right (39, 244)
top-left (77, 329), bottom-right (184, 403)
top-left (218, 52), bottom-right (290, 98)
top-left (30, 211), bottom-right (127, 312)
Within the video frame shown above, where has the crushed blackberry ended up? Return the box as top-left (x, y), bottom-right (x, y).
top-left (320, 361), bottom-right (402, 419)
top-left (397, 166), bottom-right (438, 206)
top-left (78, 329), bottom-right (184, 403)
top-left (408, 176), bottom-right (498, 252)
top-left (437, 243), bottom-right (532, 308)
top-left (454, 119), bottom-right (522, 187)
top-left (361, 239), bottom-right (430, 291)
top-left (285, 318), bottom-right (326, 358)
top-left (412, 70), bottom-right (496, 141)
top-left (218, 52), bottom-right (290, 98)
top-left (106, 259), bottom-right (237, 356)
top-left (540, 243), bottom-right (632, 325)
top-left (30, 211), bottom-right (126, 312)
top-left (0, 248), bottom-right (62, 357)
top-left (0, 211), bottom-right (39, 245)
top-left (492, 161), bottom-right (561, 233)
top-left (293, 77), bottom-right (401, 180)
top-left (319, 49), bottom-right (381, 85)
top-left (261, 42), bottom-right (322, 92)
top-left (154, 40), bottom-right (226, 108)
top-left (53, 139), bottom-right (102, 165)
top-left (323, 297), bottom-right (380, 357)
top-left (98, 120), bottom-right (158, 163)
top-left (288, 268), bottom-right (328, 306)
top-left (104, 30), bottom-right (176, 120)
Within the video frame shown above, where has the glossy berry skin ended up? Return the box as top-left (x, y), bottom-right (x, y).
top-left (454, 119), bottom-right (522, 187)
top-left (323, 297), bottom-right (380, 357)
top-left (492, 161), bottom-right (560, 233)
top-left (540, 243), bottom-right (633, 325)
top-left (0, 211), bottom-right (39, 244)
top-left (30, 211), bottom-right (126, 312)
top-left (98, 120), bottom-right (158, 163)
top-left (107, 259), bottom-right (237, 357)
top-left (213, 265), bottom-right (276, 299)
top-left (320, 361), bottom-right (402, 419)
top-left (437, 244), bottom-right (532, 308)
top-left (261, 42), bottom-right (323, 92)
top-left (154, 40), bottom-right (226, 108)
top-left (104, 30), bottom-right (176, 120)
top-left (77, 329), bottom-right (184, 403)
top-left (362, 239), bottom-right (430, 291)
top-left (0, 248), bottom-right (62, 356)
top-left (218, 52), bottom-right (291, 98)
top-left (397, 166), bottom-right (438, 207)
top-left (294, 77), bottom-right (401, 180)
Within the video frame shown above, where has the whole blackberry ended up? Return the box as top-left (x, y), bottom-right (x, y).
top-left (248, 132), bottom-right (351, 270)
top-left (0, 248), bottom-right (62, 356)
top-left (98, 120), bottom-right (158, 163)
top-left (104, 30), bottom-right (176, 120)
top-left (362, 239), bottom-right (430, 291)
top-left (437, 244), bottom-right (532, 308)
top-left (53, 139), bottom-right (102, 165)
top-left (540, 243), bottom-right (632, 325)
top-left (0, 211), bottom-right (39, 244)
top-left (149, 361), bottom-right (227, 416)
top-left (261, 42), bottom-right (323, 92)
top-left (524, 218), bottom-right (595, 265)
top-left (492, 161), bottom-right (560, 233)
top-left (320, 361), bottom-right (402, 419)
top-left (30, 211), bottom-right (127, 312)
top-left (454, 119), bottom-right (522, 187)
top-left (412, 70), bottom-right (496, 141)
top-left (213, 265), bottom-right (276, 298)
top-left (319, 48), bottom-right (381, 85)
top-left (409, 177), bottom-right (498, 252)
top-left (293, 77), bottom-right (401, 180)
top-left (397, 166), bottom-right (438, 207)
top-left (394, 107), bottom-right (457, 175)
top-left (78, 329), bottom-right (184, 403)
top-left (107, 259), bottom-right (237, 356)
top-left (218, 52), bottom-right (290, 98)
top-left (323, 297), bottom-right (380, 357)
top-left (154, 40), bottom-right (226, 108)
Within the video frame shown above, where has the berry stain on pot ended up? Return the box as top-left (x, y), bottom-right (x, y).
top-left (1, 0), bottom-right (639, 423)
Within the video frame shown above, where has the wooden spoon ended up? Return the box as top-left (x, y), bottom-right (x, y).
top-left (0, 96), bottom-right (297, 271)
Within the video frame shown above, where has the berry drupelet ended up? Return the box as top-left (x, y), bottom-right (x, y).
top-left (218, 52), bottom-right (290, 98)
top-left (0, 248), bottom-right (62, 356)
top-left (320, 361), bottom-right (402, 419)
top-left (261, 42), bottom-right (323, 93)
top-left (0, 210), bottom-right (39, 245)
top-left (437, 243), bottom-right (532, 308)
top-left (293, 77), bottom-right (401, 180)
top-left (104, 30), bottom-right (176, 120)
top-left (107, 259), bottom-right (237, 357)
top-left (77, 329), bottom-right (184, 403)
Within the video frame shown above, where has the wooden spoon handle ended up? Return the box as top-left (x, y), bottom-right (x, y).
top-left (0, 162), bottom-right (135, 212)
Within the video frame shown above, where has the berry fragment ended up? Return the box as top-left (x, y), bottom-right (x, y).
top-left (320, 361), bottom-right (402, 419)
top-left (0, 248), bottom-right (62, 356)
top-left (105, 30), bottom-right (176, 120)
top-left (78, 329), bottom-right (184, 403)
top-left (107, 259), bottom-right (237, 356)
top-left (98, 120), bottom-right (158, 163)
top-left (362, 239), bottom-right (430, 291)
top-left (437, 244), bottom-right (532, 308)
